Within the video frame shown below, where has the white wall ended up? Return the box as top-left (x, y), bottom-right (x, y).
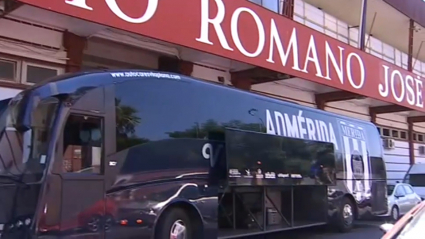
top-left (384, 140), bottom-right (410, 184)
top-left (382, 141), bottom-right (425, 184)
top-left (252, 81), bottom-right (315, 107)
top-left (83, 38), bottom-right (160, 70)
top-left (192, 64), bottom-right (231, 85)
top-left (0, 87), bottom-right (21, 100)
top-left (294, 0), bottom-right (425, 77)
top-left (0, 18), bottom-right (66, 64)
top-left (415, 143), bottom-right (425, 164)
top-left (0, 17), bottom-right (66, 100)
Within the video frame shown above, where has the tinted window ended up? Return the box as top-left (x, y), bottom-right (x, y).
top-left (387, 184), bottom-right (395, 195)
top-left (26, 65), bottom-right (59, 84)
top-left (226, 129), bottom-right (336, 186)
top-left (62, 115), bottom-right (103, 174)
top-left (408, 174), bottom-right (425, 187)
top-left (114, 79), bottom-right (264, 173)
top-left (0, 99), bottom-right (10, 115)
top-left (112, 78), bottom-right (381, 178)
top-left (370, 157), bottom-right (386, 180)
top-left (115, 80), bottom-right (266, 150)
top-left (0, 59), bottom-right (16, 81)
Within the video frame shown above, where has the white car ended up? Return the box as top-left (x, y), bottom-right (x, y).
top-left (379, 183), bottom-right (422, 221)
top-left (403, 163), bottom-right (425, 200)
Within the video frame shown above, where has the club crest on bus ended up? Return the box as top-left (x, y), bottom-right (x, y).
top-left (340, 121), bottom-right (371, 202)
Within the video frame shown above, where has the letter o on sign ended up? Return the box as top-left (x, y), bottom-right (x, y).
top-left (391, 70), bottom-right (405, 103)
top-left (231, 7), bottom-right (265, 58)
top-left (346, 53), bottom-right (365, 89)
top-left (202, 143), bottom-right (212, 159)
top-left (105, 0), bottom-right (159, 23)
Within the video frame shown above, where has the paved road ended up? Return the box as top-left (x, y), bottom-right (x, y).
top-left (283, 225), bottom-right (383, 239)
top-left (261, 222), bottom-right (384, 239)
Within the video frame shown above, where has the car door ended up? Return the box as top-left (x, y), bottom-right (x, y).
top-left (404, 185), bottom-right (421, 206)
top-left (394, 185), bottom-right (408, 214)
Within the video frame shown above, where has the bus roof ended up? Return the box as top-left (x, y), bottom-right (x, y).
top-left (23, 69), bottom-right (377, 129)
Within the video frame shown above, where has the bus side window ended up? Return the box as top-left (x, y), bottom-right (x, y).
top-left (62, 114), bottom-right (103, 174)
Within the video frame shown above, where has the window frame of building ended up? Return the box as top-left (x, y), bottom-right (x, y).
top-left (81, 60), bottom-right (113, 71)
top-left (21, 61), bottom-right (64, 85)
top-left (81, 55), bottom-right (154, 71)
top-left (249, 0), bottom-right (281, 13)
top-left (0, 57), bottom-right (21, 83)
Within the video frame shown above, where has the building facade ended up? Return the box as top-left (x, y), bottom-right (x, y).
top-left (1, 0), bottom-right (425, 183)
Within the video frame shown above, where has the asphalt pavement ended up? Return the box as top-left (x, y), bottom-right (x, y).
top-left (259, 221), bottom-right (385, 239)
top-left (285, 224), bottom-right (383, 239)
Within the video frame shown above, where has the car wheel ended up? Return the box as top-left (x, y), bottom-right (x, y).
top-left (103, 214), bottom-right (115, 231)
top-left (390, 206), bottom-right (399, 222)
top-left (86, 214), bottom-right (102, 232)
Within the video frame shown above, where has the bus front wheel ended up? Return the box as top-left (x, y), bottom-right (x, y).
top-left (155, 208), bottom-right (193, 239)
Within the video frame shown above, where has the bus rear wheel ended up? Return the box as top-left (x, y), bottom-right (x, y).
top-left (335, 197), bottom-right (355, 233)
top-left (155, 208), bottom-right (193, 239)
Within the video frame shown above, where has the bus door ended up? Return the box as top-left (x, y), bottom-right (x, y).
top-left (49, 86), bottom-right (111, 238)
top-left (58, 112), bottom-right (106, 237)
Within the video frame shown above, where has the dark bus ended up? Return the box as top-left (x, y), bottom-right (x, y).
top-left (0, 99), bottom-right (9, 117)
top-left (0, 70), bottom-right (387, 239)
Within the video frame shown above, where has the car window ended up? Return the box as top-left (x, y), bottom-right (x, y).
top-left (395, 185), bottom-right (406, 196)
top-left (388, 185), bottom-right (396, 195)
top-left (408, 174), bottom-right (425, 187)
top-left (404, 185), bottom-right (415, 194)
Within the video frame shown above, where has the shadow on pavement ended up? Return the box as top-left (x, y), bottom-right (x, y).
top-left (249, 222), bottom-right (383, 239)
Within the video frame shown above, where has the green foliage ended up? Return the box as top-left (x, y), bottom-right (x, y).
top-left (115, 98), bottom-right (148, 151)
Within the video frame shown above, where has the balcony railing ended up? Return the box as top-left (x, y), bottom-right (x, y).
top-left (249, 0), bottom-right (425, 77)
top-left (294, 0), bottom-right (425, 76)
top-left (249, 0), bottom-right (281, 14)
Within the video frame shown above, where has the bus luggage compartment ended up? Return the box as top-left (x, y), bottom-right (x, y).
top-left (215, 128), bottom-right (337, 238)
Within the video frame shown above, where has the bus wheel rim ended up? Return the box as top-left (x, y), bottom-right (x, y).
top-left (343, 204), bottom-right (353, 225)
top-left (170, 219), bottom-right (186, 239)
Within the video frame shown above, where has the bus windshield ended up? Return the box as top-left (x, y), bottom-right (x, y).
top-left (0, 95), bottom-right (59, 183)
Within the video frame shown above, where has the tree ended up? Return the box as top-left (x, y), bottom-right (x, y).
top-left (115, 98), bottom-right (148, 151)
top-left (115, 98), bottom-right (141, 136)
